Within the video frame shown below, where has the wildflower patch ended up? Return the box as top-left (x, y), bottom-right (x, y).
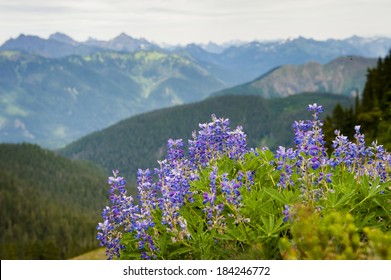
top-left (97, 104), bottom-right (391, 260)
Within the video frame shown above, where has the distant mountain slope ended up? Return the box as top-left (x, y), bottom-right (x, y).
top-left (0, 50), bottom-right (226, 148)
top-left (0, 34), bottom-right (101, 58)
top-left (84, 33), bottom-right (159, 52)
top-left (0, 33), bottom-right (159, 57)
top-left (213, 56), bottom-right (377, 98)
top-left (59, 93), bottom-right (353, 182)
top-left (0, 143), bottom-right (108, 259)
top-left (175, 36), bottom-right (391, 85)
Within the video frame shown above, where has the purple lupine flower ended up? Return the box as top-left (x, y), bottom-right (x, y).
top-left (368, 141), bottom-right (390, 182)
top-left (97, 170), bottom-right (139, 259)
top-left (330, 126), bottom-right (391, 183)
top-left (245, 170), bottom-right (255, 188)
top-left (202, 167), bottom-right (227, 232)
top-left (188, 115), bottom-right (248, 168)
top-left (203, 191), bottom-right (216, 205)
top-left (282, 205), bottom-right (291, 222)
top-left (154, 158), bottom-right (191, 242)
top-left (275, 146), bottom-right (296, 188)
top-left (137, 168), bottom-right (158, 208)
top-left (308, 103), bottom-right (324, 118)
top-left (221, 173), bottom-right (242, 206)
top-left (167, 139), bottom-right (185, 162)
top-left (133, 169), bottom-right (159, 259)
top-left (289, 104), bottom-right (328, 185)
top-left (209, 166), bottom-right (218, 190)
top-left (226, 126), bottom-right (248, 159)
top-left (311, 157), bottom-right (321, 170)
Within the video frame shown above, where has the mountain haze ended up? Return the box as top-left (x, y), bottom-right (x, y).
top-left (0, 50), bottom-right (226, 148)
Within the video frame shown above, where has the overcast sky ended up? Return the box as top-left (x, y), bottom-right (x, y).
top-left (1, 0), bottom-right (390, 45)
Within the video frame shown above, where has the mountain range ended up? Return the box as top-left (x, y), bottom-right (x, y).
top-left (2, 33), bottom-right (391, 85)
top-left (1, 32), bottom-right (389, 149)
top-left (0, 33), bottom-right (390, 148)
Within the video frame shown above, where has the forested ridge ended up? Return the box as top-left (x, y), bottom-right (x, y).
top-left (325, 50), bottom-right (391, 149)
top-left (0, 143), bottom-right (108, 259)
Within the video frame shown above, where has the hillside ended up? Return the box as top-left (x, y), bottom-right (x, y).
top-left (0, 143), bottom-right (108, 259)
top-left (213, 56), bottom-right (377, 98)
top-left (59, 93), bottom-right (353, 183)
top-left (0, 50), bottom-right (226, 148)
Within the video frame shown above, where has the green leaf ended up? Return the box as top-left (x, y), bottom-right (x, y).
top-left (264, 188), bottom-right (287, 205)
top-left (327, 190), bottom-right (355, 209)
top-left (258, 215), bottom-right (287, 238)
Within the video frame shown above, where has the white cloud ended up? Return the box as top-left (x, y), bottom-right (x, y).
top-left (0, 0), bottom-right (390, 44)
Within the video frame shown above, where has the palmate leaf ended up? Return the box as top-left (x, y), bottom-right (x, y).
top-left (326, 189), bottom-right (356, 209)
top-left (263, 187), bottom-right (300, 206)
top-left (221, 223), bottom-right (248, 243)
top-left (258, 215), bottom-right (289, 238)
top-left (348, 176), bottom-right (389, 214)
top-left (355, 212), bottom-right (378, 230)
top-left (263, 188), bottom-right (287, 205)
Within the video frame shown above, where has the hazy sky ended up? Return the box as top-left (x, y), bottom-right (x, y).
top-left (1, 0), bottom-right (390, 45)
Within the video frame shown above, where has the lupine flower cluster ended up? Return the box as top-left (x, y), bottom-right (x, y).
top-left (275, 104), bottom-right (330, 190)
top-left (276, 103), bottom-right (391, 219)
top-left (97, 104), bottom-right (391, 259)
top-left (96, 170), bottom-right (137, 259)
top-left (188, 114), bottom-right (247, 167)
top-left (275, 103), bottom-right (391, 187)
top-left (221, 171), bottom-right (252, 225)
top-left (202, 166), bottom-right (226, 233)
top-left (201, 167), bottom-right (253, 233)
top-left (97, 115), bottom-right (249, 259)
top-left (134, 169), bottom-right (158, 259)
top-left (331, 126), bottom-right (391, 182)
